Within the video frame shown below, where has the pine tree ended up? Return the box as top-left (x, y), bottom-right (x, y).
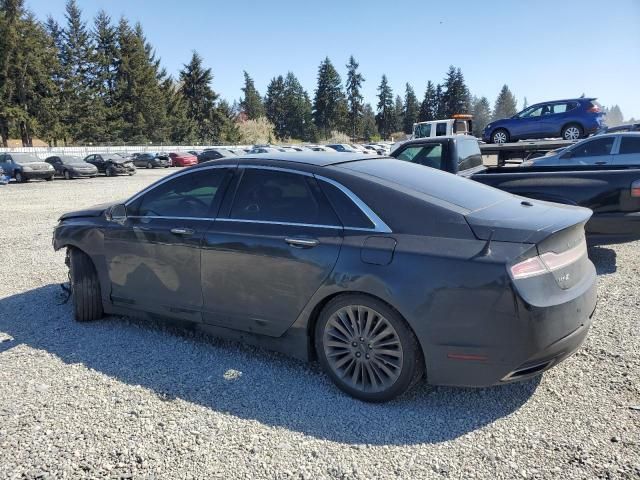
top-left (161, 77), bottom-right (193, 143)
top-left (282, 72), bottom-right (313, 141)
top-left (93, 10), bottom-right (118, 141)
top-left (393, 95), bottom-right (404, 134)
top-left (435, 84), bottom-right (446, 119)
top-left (240, 71), bottom-right (265, 120)
top-left (345, 55), bottom-right (364, 140)
top-left (361, 103), bottom-right (377, 141)
top-left (217, 98), bottom-right (241, 144)
top-left (492, 84), bottom-right (518, 120)
top-left (471, 96), bottom-right (491, 137)
top-left (418, 81), bottom-right (437, 123)
top-left (375, 75), bottom-right (394, 139)
top-left (440, 66), bottom-right (470, 117)
top-left (606, 105), bottom-right (624, 127)
top-left (403, 83), bottom-right (419, 134)
top-left (0, 0), bottom-right (23, 146)
top-left (264, 75), bottom-right (286, 140)
top-left (522, 97), bottom-right (528, 109)
top-left (178, 50), bottom-right (221, 143)
top-left (312, 57), bottom-right (347, 138)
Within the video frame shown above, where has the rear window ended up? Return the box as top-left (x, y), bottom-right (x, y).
top-left (339, 158), bottom-right (509, 212)
top-left (619, 136), bottom-right (640, 155)
top-left (435, 123), bottom-right (447, 136)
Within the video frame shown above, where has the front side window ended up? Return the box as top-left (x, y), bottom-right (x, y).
top-left (516, 105), bottom-right (543, 118)
top-left (131, 168), bottom-right (227, 218)
top-left (619, 136), bottom-right (640, 155)
top-left (570, 137), bottom-right (615, 158)
top-left (396, 143), bottom-right (444, 169)
top-left (230, 169), bottom-right (338, 226)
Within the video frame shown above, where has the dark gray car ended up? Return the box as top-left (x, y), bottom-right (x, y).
top-left (0, 152), bottom-right (55, 182)
top-left (45, 155), bottom-right (98, 179)
top-left (53, 153), bottom-right (596, 402)
top-left (132, 152), bottom-right (171, 169)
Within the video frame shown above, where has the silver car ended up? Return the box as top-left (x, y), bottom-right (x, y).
top-left (531, 132), bottom-right (640, 166)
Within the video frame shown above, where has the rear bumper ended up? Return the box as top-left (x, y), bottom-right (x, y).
top-left (586, 212), bottom-right (640, 244)
top-left (426, 270), bottom-right (597, 388)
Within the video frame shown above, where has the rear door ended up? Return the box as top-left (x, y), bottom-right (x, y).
top-left (612, 135), bottom-right (640, 165)
top-left (200, 166), bottom-right (343, 336)
top-left (104, 166), bottom-right (234, 320)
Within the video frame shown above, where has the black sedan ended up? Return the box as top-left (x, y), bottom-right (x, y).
top-left (83, 153), bottom-right (136, 176)
top-left (53, 153), bottom-right (597, 402)
top-left (45, 155), bottom-right (98, 179)
top-left (132, 152), bottom-right (171, 169)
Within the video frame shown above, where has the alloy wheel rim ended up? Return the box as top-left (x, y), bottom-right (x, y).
top-left (565, 127), bottom-right (580, 140)
top-left (494, 132), bottom-right (507, 143)
top-left (323, 305), bottom-right (403, 393)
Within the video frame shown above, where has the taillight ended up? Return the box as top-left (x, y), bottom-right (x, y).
top-left (510, 242), bottom-right (587, 279)
top-left (587, 105), bottom-right (601, 113)
top-left (632, 180), bottom-right (640, 197)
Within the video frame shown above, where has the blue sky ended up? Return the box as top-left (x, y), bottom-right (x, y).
top-left (28, 0), bottom-right (640, 119)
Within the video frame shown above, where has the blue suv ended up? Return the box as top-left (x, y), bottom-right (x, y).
top-left (483, 98), bottom-right (606, 144)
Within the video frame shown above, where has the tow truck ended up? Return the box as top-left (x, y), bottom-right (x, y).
top-left (391, 114), bottom-right (473, 153)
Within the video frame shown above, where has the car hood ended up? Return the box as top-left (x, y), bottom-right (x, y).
top-left (69, 162), bottom-right (97, 168)
top-left (59, 201), bottom-right (119, 221)
top-left (105, 158), bottom-right (131, 164)
top-left (464, 196), bottom-right (592, 244)
top-left (21, 162), bottom-right (52, 169)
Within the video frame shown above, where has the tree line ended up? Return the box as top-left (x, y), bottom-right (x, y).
top-left (0, 0), bottom-right (630, 147)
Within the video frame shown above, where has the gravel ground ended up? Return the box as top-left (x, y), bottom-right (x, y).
top-left (0, 170), bottom-right (638, 480)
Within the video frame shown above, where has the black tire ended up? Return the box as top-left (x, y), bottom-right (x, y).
top-left (64, 170), bottom-right (71, 180)
top-left (314, 294), bottom-right (424, 402)
top-left (562, 123), bottom-right (583, 141)
top-left (15, 171), bottom-right (25, 183)
top-left (45, 175), bottom-right (53, 181)
top-left (105, 167), bottom-right (115, 177)
top-left (491, 128), bottom-right (509, 144)
top-left (69, 248), bottom-right (103, 322)
top-left (146, 162), bottom-right (153, 169)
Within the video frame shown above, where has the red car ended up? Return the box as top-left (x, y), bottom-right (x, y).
top-left (168, 151), bottom-right (198, 167)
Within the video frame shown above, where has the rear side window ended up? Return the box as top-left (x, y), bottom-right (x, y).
top-left (230, 169), bottom-right (339, 226)
top-left (619, 136), bottom-right (640, 155)
top-left (456, 139), bottom-right (482, 170)
top-left (551, 103), bottom-right (567, 114)
top-left (396, 143), bottom-right (444, 169)
top-left (131, 168), bottom-right (228, 218)
top-left (319, 180), bottom-right (374, 229)
top-left (571, 137), bottom-right (615, 158)
top-left (435, 123), bottom-right (447, 136)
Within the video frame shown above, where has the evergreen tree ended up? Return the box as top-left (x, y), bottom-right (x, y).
top-left (312, 57), bottom-right (347, 138)
top-left (440, 66), bottom-right (470, 117)
top-left (418, 81), bottom-right (437, 123)
top-left (161, 77), bottom-right (193, 143)
top-left (375, 75), bottom-right (394, 139)
top-left (361, 103), bottom-right (377, 141)
top-left (282, 71), bottom-right (313, 140)
top-left (606, 105), bottom-right (624, 127)
top-left (264, 75), bottom-right (286, 140)
top-left (393, 95), bottom-right (404, 134)
top-left (471, 96), bottom-right (491, 137)
top-left (403, 83), bottom-right (419, 134)
top-left (240, 71), bottom-right (265, 120)
top-left (434, 84), bottom-right (446, 119)
top-left (523, 97), bottom-right (528, 109)
top-left (178, 50), bottom-right (221, 143)
top-left (217, 98), bottom-right (241, 143)
top-left (345, 55), bottom-right (364, 140)
top-left (0, 0), bottom-right (23, 146)
top-left (492, 84), bottom-right (518, 120)
top-left (92, 10), bottom-right (119, 142)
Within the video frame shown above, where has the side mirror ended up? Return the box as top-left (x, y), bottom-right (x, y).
top-left (106, 204), bottom-right (127, 222)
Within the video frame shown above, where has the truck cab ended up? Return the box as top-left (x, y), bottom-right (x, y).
top-left (391, 115), bottom-right (473, 154)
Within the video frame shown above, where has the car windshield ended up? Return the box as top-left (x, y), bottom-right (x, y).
top-left (12, 153), bottom-right (41, 163)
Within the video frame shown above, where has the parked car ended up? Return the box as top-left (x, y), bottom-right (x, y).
top-left (391, 135), bottom-right (640, 243)
top-left (326, 143), bottom-right (359, 153)
top-left (0, 152), bottom-right (55, 182)
top-left (529, 133), bottom-right (640, 167)
top-left (132, 152), bottom-right (171, 169)
top-left (0, 167), bottom-right (8, 185)
top-left (305, 145), bottom-right (336, 152)
top-left (168, 151), bottom-right (198, 167)
top-left (483, 98), bottom-right (606, 144)
top-left (363, 144), bottom-right (385, 155)
top-left (83, 153), bottom-right (136, 176)
top-left (197, 148), bottom-right (237, 163)
top-left (247, 147), bottom-right (288, 154)
top-left (54, 152), bottom-right (596, 402)
top-left (596, 122), bottom-right (640, 135)
top-left (45, 155), bottom-right (98, 179)
top-left (186, 150), bottom-right (202, 157)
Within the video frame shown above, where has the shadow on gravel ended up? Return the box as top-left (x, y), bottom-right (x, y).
top-left (0, 284), bottom-right (540, 446)
top-left (588, 246), bottom-right (617, 275)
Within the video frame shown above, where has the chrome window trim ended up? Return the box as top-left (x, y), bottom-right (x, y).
top-left (216, 218), bottom-right (343, 230)
top-left (314, 175), bottom-right (392, 233)
top-left (124, 164), bottom-right (233, 207)
top-left (126, 215), bottom-right (213, 221)
top-left (237, 164), bottom-right (314, 177)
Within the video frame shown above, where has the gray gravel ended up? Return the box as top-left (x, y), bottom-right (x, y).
top-left (0, 170), bottom-right (638, 479)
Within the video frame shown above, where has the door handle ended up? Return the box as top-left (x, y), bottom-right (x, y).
top-left (285, 237), bottom-right (319, 248)
top-left (171, 228), bottom-right (195, 236)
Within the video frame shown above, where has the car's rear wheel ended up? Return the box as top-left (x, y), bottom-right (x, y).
top-left (315, 294), bottom-right (424, 402)
top-left (562, 123), bottom-right (583, 141)
top-left (15, 171), bottom-right (25, 183)
top-left (69, 248), bottom-right (103, 322)
top-left (146, 162), bottom-right (153, 169)
top-left (64, 170), bottom-right (71, 180)
top-left (491, 129), bottom-right (509, 144)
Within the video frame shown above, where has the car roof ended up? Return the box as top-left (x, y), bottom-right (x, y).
top-left (193, 151), bottom-right (379, 168)
top-left (529, 98), bottom-right (595, 106)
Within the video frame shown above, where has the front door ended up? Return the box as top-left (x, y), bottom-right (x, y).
top-left (201, 167), bottom-right (343, 337)
top-left (563, 136), bottom-right (616, 165)
top-left (104, 166), bottom-right (233, 321)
